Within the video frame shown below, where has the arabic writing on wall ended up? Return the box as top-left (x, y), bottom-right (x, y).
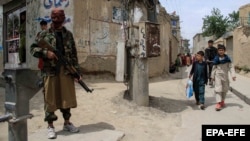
top-left (43, 0), bottom-right (69, 9)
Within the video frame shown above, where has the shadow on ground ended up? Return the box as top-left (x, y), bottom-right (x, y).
top-left (148, 96), bottom-right (190, 113)
top-left (123, 90), bottom-right (191, 113)
top-left (186, 97), bottom-right (216, 110)
top-left (56, 122), bottom-right (115, 136)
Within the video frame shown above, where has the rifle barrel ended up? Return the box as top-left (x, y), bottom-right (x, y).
top-left (78, 80), bottom-right (93, 93)
top-left (38, 39), bottom-right (94, 93)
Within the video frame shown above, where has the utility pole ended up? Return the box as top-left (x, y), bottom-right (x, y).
top-left (129, 56), bottom-right (149, 106)
top-left (125, 0), bottom-right (159, 106)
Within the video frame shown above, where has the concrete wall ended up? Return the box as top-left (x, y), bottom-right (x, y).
top-left (171, 36), bottom-right (179, 64)
top-left (147, 4), bottom-right (173, 77)
top-left (225, 36), bottom-right (233, 60)
top-left (214, 37), bottom-right (224, 47)
top-left (181, 39), bottom-right (190, 54)
top-left (0, 6), bottom-right (3, 72)
top-left (239, 3), bottom-right (250, 26)
top-left (72, 0), bottom-right (172, 78)
top-left (232, 3), bottom-right (250, 68)
top-left (233, 27), bottom-right (250, 68)
top-left (148, 21), bottom-right (169, 77)
top-left (170, 13), bottom-right (181, 53)
top-left (193, 34), bottom-right (200, 54)
top-left (193, 34), bottom-right (213, 54)
top-left (158, 4), bottom-right (179, 75)
top-left (73, 0), bottom-right (123, 76)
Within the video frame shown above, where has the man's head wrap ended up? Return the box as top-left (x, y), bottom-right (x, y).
top-left (51, 8), bottom-right (65, 29)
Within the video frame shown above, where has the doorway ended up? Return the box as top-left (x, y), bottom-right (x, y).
top-left (4, 6), bottom-right (26, 67)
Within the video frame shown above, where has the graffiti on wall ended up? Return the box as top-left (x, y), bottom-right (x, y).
top-left (27, 0), bottom-right (72, 38)
top-left (90, 20), bottom-right (121, 56)
top-left (77, 38), bottom-right (85, 48)
top-left (93, 23), bottom-right (112, 54)
top-left (112, 7), bottom-right (127, 23)
top-left (41, 0), bottom-right (72, 31)
top-left (139, 23), bottom-right (146, 58)
top-left (75, 27), bottom-right (87, 48)
top-left (112, 7), bottom-right (122, 23)
top-left (43, 0), bottom-right (69, 9)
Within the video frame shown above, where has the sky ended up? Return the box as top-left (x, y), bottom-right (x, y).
top-left (159, 0), bottom-right (250, 47)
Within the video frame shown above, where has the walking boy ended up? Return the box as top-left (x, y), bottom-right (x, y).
top-left (205, 40), bottom-right (217, 85)
top-left (189, 51), bottom-right (208, 110)
top-left (211, 44), bottom-right (236, 111)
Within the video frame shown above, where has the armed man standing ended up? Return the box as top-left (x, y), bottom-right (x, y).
top-left (30, 8), bottom-right (81, 139)
top-left (205, 40), bottom-right (217, 86)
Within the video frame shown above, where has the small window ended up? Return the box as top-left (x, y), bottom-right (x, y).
top-left (172, 30), bottom-right (177, 36)
top-left (5, 7), bottom-right (26, 64)
top-left (171, 20), bottom-right (177, 26)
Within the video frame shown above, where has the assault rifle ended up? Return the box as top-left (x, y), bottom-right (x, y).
top-left (38, 39), bottom-right (94, 93)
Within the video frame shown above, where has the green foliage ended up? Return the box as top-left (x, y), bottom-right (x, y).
top-left (228, 10), bottom-right (240, 31)
top-left (202, 8), bottom-right (240, 39)
top-left (202, 8), bottom-right (229, 39)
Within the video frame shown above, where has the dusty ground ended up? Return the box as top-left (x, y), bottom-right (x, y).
top-left (0, 70), bottom-right (189, 141)
top-left (2, 66), bottom-right (250, 141)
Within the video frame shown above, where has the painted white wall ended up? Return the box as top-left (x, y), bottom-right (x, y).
top-left (116, 41), bottom-right (125, 82)
top-left (133, 7), bottom-right (143, 23)
top-left (193, 34), bottom-right (213, 54)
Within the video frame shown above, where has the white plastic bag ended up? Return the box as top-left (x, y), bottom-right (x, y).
top-left (186, 79), bottom-right (193, 99)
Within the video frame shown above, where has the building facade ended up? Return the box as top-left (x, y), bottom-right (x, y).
top-left (193, 33), bottom-right (213, 54)
top-left (0, 0), bottom-right (180, 79)
top-left (169, 12), bottom-right (180, 65)
top-left (181, 38), bottom-right (190, 54)
top-left (223, 32), bottom-right (233, 61)
top-left (233, 3), bottom-right (250, 69)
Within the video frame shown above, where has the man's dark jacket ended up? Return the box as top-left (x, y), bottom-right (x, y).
top-left (205, 46), bottom-right (217, 61)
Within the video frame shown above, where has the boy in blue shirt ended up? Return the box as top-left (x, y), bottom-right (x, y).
top-left (189, 51), bottom-right (208, 110)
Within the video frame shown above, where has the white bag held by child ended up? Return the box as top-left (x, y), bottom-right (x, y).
top-left (186, 79), bottom-right (193, 99)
